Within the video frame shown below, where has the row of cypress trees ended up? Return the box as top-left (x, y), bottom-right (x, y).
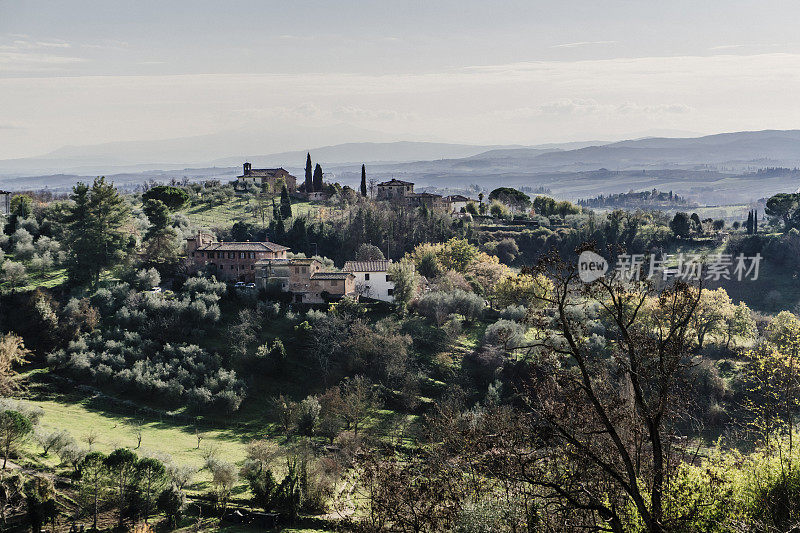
top-left (304, 152), bottom-right (369, 198)
top-left (304, 153), bottom-right (324, 193)
top-left (745, 209), bottom-right (759, 234)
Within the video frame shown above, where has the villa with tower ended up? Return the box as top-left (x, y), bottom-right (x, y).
top-left (235, 163), bottom-right (297, 193)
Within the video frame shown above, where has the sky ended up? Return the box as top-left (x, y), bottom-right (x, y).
top-left (2, 0), bottom-right (800, 160)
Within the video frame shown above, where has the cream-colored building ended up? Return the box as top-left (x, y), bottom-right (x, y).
top-left (343, 260), bottom-right (395, 302)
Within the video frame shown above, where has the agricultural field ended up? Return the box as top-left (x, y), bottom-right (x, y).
top-left (185, 197), bottom-right (324, 230)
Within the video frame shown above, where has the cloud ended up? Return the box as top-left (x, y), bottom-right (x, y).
top-left (332, 105), bottom-right (418, 122)
top-left (80, 40), bottom-right (129, 50)
top-left (0, 38), bottom-right (85, 71)
top-left (2, 52), bottom-right (800, 156)
top-left (0, 52), bottom-right (86, 68)
top-left (491, 100), bottom-right (693, 120)
top-left (550, 40), bottom-right (617, 49)
top-left (709, 44), bottom-right (745, 51)
top-left (0, 39), bottom-right (71, 51)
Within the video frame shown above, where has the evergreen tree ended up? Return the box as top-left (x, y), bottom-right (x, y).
top-left (690, 212), bottom-right (703, 234)
top-left (304, 153), bottom-right (313, 193)
top-left (313, 163), bottom-right (323, 192)
top-left (143, 199), bottom-right (171, 238)
top-left (280, 186), bottom-right (292, 219)
top-left (754, 209), bottom-right (758, 234)
top-left (360, 164), bottom-right (367, 197)
top-left (142, 199), bottom-right (179, 263)
top-left (746, 210), bottom-right (754, 234)
top-left (10, 195), bottom-right (32, 219)
top-left (670, 212), bottom-right (692, 238)
top-left (142, 185), bottom-right (189, 211)
top-left (272, 198), bottom-right (280, 220)
top-left (275, 217), bottom-right (286, 242)
top-left (64, 177), bottom-right (130, 286)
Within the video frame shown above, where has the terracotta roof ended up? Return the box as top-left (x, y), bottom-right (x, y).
top-left (311, 272), bottom-right (353, 280)
top-left (197, 241), bottom-right (289, 253)
top-left (378, 178), bottom-right (414, 186)
top-left (255, 258), bottom-right (321, 266)
top-left (343, 260), bottom-right (390, 272)
top-left (407, 192), bottom-right (443, 199)
top-left (446, 195), bottom-right (471, 202)
top-left (239, 168), bottom-right (294, 178)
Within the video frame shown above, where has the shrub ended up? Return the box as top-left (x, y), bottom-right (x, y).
top-left (13, 241), bottom-right (35, 261)
top-left (2, 261), bottom-right (26, 286)
top-left (483, 319), bottom-right (526, 351)
top-left (134, 268), bottom-right (161, 290)
top-left (296, 396), bottom-right (321, 436)
top-left (499, 305), bottom-right (527, 322)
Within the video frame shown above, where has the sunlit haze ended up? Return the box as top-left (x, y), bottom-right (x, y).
top-left (3, 0), bottom-right (800, 159)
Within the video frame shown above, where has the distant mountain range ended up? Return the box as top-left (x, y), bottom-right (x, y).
top-left (2, 130), bottom-right (800, 205)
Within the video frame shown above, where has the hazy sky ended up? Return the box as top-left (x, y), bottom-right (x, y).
top-left (3, 0), bottom-right (800, 159)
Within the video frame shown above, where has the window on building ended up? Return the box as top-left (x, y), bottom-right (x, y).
top-left (240, 252), bottom-right (244, 258)
top-left (295, 267), bottom-right (300, 274)
top-left (302, 267), bottom-right (307, 273)
top-left (387, 288), bottom-right (394, 296)
top-left (331, 280), bottom-right (338, 287)
top-left (386, 274), bottom-right (390, 282)
top-left (231, 265), bottom-right (235, 270)
top-left (365, 273), bottom-right (370, 281)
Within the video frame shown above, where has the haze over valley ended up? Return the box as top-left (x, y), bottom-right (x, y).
top-left (3, 129), bottom-right (800, 205)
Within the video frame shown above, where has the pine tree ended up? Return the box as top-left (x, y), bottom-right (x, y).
top-left (746, 210), bottom-right (754, 234)
top-left (304, 153), bottom-right (313, 193)
top-left (360, 164), bottom-right (367, 197)
top-left (64, 177), bottom-right (130, 286)
top-left (142, 199), bottom-right (179, 263)
top-left (280, 185), bottom-right (292, 219)
top-left (313, 164), bottom-right (323, 192)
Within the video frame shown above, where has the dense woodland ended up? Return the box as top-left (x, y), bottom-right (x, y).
top-left (2, 172), bottom-right (800, 532)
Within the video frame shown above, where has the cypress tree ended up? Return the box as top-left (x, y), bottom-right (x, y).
top-left (753, 209), bottom-right (758, 234)
top-left (304, 153), bottom-right (313, 193)
top-left (275, 217), bottom-right (286, 242)
top-left (280, 185), bottom-right (292, 219)
top-left (746, 210), bottom-right (753, 234)
top-left (360, 164), bottom-right (367, 197)
top-left (313, 163), bottom-right (323, 192)
top-left (272, 197), bottom-right (280, 220)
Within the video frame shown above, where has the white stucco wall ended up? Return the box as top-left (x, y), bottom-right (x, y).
top-left (351, 270), bottom-right (395, 302)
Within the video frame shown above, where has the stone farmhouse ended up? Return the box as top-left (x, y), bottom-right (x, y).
top-left (446, 194), bottom-right (471, 213)
top-left (255, 258), bottom-right (356, 304)
top-left (376, 178), bottom-right (415, 200)
top-left (187, 232), bottom-right (358, 302)
top-left (376, 179), bottom-right (472, 214)
top-left (235, 163), bottom-right (297, 193)
top-left (343, 260), bottom-right (395, 302)
top-left (186, 231), bottom-right (289, 282)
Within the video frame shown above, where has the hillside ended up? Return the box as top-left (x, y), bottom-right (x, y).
top-left (4, 130), bottom-right (800, 204)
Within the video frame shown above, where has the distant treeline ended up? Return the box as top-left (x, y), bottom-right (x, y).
top-left (578, 188), bottom-right (694, 209)
top-left (753, 167), bottom-right (800, 177)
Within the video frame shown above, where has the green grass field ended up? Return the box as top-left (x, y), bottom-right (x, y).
top-left (185, 197), bottom-right (323, 230)
top-left (14, 392), bottom-right (260, 496)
